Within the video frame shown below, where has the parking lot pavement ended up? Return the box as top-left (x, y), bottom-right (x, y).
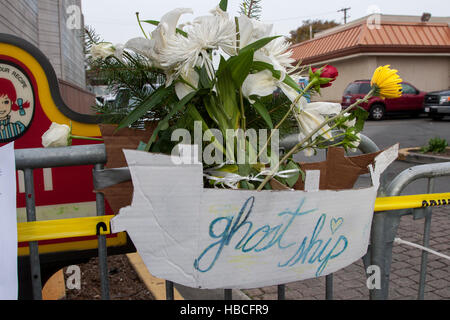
top-left (244, 206), bottom-right (450, 300)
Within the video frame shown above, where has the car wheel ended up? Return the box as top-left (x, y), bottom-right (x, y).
top-left (369, 104), bottom-right (385, 120)
top-left (410, 111), bottom-right (421, 118)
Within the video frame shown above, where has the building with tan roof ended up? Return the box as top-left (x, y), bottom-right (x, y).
top-left (290, 14), bottom-right (450, 102)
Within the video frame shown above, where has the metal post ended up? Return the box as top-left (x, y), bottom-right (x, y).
top-left (224, 289), bottom-right (233, 300)
top-left (418, 178), bottom-right (434, 299)
top-left (166, 281), bottom-right (175, 300)
top-left (325, 274), bottom-right (333, 300)
top-left (95, 164), bottom-right (110, 300)
top-left (277, 285), bottom-right (285, 300)
top-left (24, 168), bottom-right (42, 300)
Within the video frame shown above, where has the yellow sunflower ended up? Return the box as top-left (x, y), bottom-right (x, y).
top-left (371, 65), bottom-right (403, 99)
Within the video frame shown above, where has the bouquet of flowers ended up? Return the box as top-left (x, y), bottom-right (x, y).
top-left (90, 0), bottom-right (402, 191)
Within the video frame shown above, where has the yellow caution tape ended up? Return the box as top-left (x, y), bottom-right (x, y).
top-left (17, 193), bottom-right (450, 243)
top-left (375, 193), bottom-right (450, 212)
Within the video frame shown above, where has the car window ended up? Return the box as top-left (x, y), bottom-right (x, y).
top-left (401, 83), bottom-right (417, 94)
top-left (344, 83), bottom-right (360, 94)
top-left (359, 82), bottom-right (371, 94)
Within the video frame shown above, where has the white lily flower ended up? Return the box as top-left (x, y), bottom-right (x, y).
top-left (223, 15), bottom-right (273, 56)
top-left (209, 5), bottom-right (230, 19)
top-left (175, 68), bottom-right (200, 100)
top-left (113, 43), bottom-right (125, 61)
top-left (227, 15), bottom-right (295, 78)
top-left (124, 38), bottom-right (157, 60)
top-left (91, 42), bottom-right (115, 60)
top-left (280, 82), bottom-right (343, 145)
top-left (278, 81), bottom-right (300, 102)
top-left (293, 97), bottom-right (341, 141)
top-left (242, 70), bottom-right (277, 104)
top-left (123, 8), bottom-right (193, 70)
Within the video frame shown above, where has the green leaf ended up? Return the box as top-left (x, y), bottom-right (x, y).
top-left (116, 86), bottom-right (172, 131)
top-left (238, 164), bottom-right (251, 176)
top-left (199, 66), bottom-right (213, 89)
top-left (141, 20), bottom-right (188, 37)
top-left (228, 49), bottom-right (254, 88)
top-left (216, 57), bottom-right (239, 126)
top-left (187, 105), bottom-right (227, 156)
top-left (241, 36), bottom-right (280, 53)
top-left (141, 20), bottom-right (159, 26)
top-left (353, 107), bottom-right (369, 132)
top-left (252, 101), bottom-right (273, 129)
top-left (283, 74), bottom-right (301, 92)
top-left (252, 61), bottom-right (300, 92)
top-left (145, 91), bottom-right (197, 151)
top-left (203, 95), bottom-right (219, 125)
top-left (204, 95), bottom-right (231, 131)
top-left (219, 0), bottom-right (228, 11)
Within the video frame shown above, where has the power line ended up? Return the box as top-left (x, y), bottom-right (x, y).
top-left (337, 7), bottom-right (351, 24)
top-left (265, 10), bottom-right (338, 23)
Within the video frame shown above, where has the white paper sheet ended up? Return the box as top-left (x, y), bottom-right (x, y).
top-left (0, 142), bottom-right (18, 300)
top-left (112, 144), bottom-right (398, 289)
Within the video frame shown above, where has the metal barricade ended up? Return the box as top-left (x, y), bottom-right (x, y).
top-left (369, 161), bottom-right (450, 300)
top-left (91, 133), bottom-right (382, 301)
top-left (24, 135), bottom-right (448, 301)
top-left (15, 144), bottom-right (110, 300)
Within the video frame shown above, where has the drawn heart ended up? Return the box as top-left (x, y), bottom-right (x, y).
top-left (330, 217), bottom-right (344, 234)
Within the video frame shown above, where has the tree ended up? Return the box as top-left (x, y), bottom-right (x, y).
top-left (240, 0), bottom-right (263, 20)
top-left (289, 19), bottom-right (340, 44)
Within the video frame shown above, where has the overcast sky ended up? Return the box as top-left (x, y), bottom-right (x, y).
top-left (82, 0), bottom-right (449, 44)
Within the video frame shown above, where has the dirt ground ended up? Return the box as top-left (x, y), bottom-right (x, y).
top-left (63, 254), bottom-right (154, 300)
top-left (411, 149), bottom-right (450, 157)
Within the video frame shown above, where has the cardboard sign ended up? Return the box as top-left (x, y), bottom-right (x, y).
top-left (111, 145), bottom-right (398, 289)
top-left (0, 142), bottom-right (18, 299)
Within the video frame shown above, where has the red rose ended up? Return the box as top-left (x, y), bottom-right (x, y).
top-left (312, 65), bottom-right (339, 88)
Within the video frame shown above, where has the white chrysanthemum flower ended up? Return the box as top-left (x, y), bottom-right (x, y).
top-left (254, 37), bottom-right (295, 78)
top-left (159, 12), bottom-right (235, 84)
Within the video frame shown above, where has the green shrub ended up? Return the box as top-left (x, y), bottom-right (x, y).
top-left (420, 137), bottom-right (448, 154)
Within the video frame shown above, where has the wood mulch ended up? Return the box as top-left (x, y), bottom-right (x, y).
top-left (62, 254), bottom-right (154, 300)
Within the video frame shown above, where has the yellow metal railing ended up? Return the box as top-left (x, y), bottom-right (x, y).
top-left (18, 216), bottom-right (113, 243)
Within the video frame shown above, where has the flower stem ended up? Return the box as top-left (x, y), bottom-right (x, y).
top-left (256, 89), bottom-right (375, 191)
top-left (136, 12), bottom-right (148, 39)
top-left (240, 89), bottom-right (246, 131)
top-left (257, 79), bottom-right (317, 159)
top-left (70, 135), bottom-right (104, 142)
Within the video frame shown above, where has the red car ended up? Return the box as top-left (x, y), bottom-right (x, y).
top-left (341, 80), bottom-right (426, 120)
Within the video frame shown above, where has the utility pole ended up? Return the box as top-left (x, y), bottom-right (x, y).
top-left (338, 7), bottom-right (351, 24)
